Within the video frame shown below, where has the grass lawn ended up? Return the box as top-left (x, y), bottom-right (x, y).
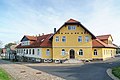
top-left (0, 68), bottom-right (13, 80)
top-left (112, 67), bottom-right (120, 79)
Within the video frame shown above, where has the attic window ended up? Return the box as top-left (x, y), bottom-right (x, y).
top-left (68, 26), bottom-right (76, 30)
top-left (41, 39), bottom-right (44, 42)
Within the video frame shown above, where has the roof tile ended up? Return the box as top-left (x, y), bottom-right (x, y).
top-left (16, 34), bottom-right (53, 48)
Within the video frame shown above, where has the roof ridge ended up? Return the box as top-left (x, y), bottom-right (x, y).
top-left (96, 34), bottom-right (111, 37)
top-left (66, 18), bottom-right (79, 23)
top-left (95, 39), bottom-right (106, 47)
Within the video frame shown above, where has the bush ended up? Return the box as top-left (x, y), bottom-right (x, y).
top-left (112, 67), bottom-right (120, 79)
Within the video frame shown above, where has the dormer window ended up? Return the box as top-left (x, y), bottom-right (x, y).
top-left (41, 39), bottom-right (44, 42)
top-left (21, 41), bottom-right (30, 46)
top-left (68, 26), bottom-right (76, 30)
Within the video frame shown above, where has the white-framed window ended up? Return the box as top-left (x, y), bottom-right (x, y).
top-left (62, 36), bottom-right (66, 42)
top-left (29, 49), bottom-right (31, 54)
top-left (26, 49), bottom-right (28, 54)
top-left (24, 49), bottom-right (25, 54)
top-left (46, 49), bottom-right (50, 56)
top-left (37, 49), bottom-right (40, 55)
top-left (94, 49), bottom-right (97, 55)
top-left (55, 36), bottom-right (59, 42)
top-left (79, 49), bottom-right (83, 55)
top-left (21, 41), bottom-right (30, 46)
top-left (78, 36), bottom-right (82, 42)
top-left (85, 36), bottom-right (89, 42)
top-left (32, 49), bottom-right (35, 55)
top-left (68, 26), bottom-right (76, 30)
top-left (61, 49), bottom-right (65, 56)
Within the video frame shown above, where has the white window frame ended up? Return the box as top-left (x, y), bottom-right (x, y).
top-left (68, 26), bottom-right (76, 30)
top-left (85, 36), bottom-right (89, 42)
top-left (21, 41), bottom-right (30, 46)
top-left (55, 36), bottom-right (59, 42)
top-left (29, 49), bottom-right (31, 54)
top-left (26, 49), bottom-right (28, 54)
top-left (61, 49), bottom-right (65, 56)
top-left (79, 49), bottom-right (83, 55)
top-left (94, 49), bottom-right (97, 55)
top-left (32, 49), bottom-right (35, 55)
top-left (62, 36), bottom-right (66, 42)
top-left (78, 36), bottom-right (82, 42)
top-left (46, 49), bottom-right (50, 56)
top-left (37, 49), bottom-right (40, 55)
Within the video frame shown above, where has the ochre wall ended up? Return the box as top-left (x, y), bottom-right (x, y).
top-left (102, 48), bottom-right (116, 60)
top-left (92, 48), bottom-right (103, 59)
top-left (52, 24), bottom-right (93, 60)
top-left (41, 48), bottom-right (53, 59)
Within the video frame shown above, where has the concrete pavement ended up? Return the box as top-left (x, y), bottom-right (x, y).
top-left (27, 57), bottom-right (120, 80)
top-left (0, 59), bottom-right (64, 80)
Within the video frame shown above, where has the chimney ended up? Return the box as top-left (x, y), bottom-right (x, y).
top-left (54, 28), bottom-right (56, 33)
top-left (42, 33), bottom-right (44, 35)
top-left (39, 34), bottom-right (40, 36)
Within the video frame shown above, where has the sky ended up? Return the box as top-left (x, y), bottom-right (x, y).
top-left (0, 0), bottom-right (120, 47)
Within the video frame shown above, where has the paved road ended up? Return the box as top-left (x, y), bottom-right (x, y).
top-left (28, 58), bottom-right (120, 80)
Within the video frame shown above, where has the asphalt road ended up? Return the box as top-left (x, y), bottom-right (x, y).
top-left (28, 58), bottom-right (120, 80)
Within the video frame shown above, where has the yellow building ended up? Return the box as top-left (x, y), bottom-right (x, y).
top-left (50, 19), bottom-right (116, 61)
top-left (16, 19), bottom-right (116, 62)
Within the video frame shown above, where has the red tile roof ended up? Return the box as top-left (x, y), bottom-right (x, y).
top-left (66, 19), bottom-right (79, 23)
top-left (26, 35), bottom-right (37, 41)
top-left (96, 34), bottom-right (112, 40)
top-left (1, 48), bottom-right (6, 53)
top-left (20, 35), bottom-right (37, 42)
top-left (16, 34), bottom-right (53, 48)
top-left (92, 38), bottom-right (116, 48)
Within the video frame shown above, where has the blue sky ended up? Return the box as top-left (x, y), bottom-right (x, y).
top-left (0, 0), bottom-right (120, 47)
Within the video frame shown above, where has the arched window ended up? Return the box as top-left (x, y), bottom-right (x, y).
top-left (79, 49), bottom-right (83, 55)
top-left (46, 49), bottom-right (50, 56)
top-left (61, 49), bottom-right (65, 56)
top-left (94, 49), bottom-right (97, 55)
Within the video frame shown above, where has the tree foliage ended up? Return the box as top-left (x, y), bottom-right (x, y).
top-left (5, 43), bottom-right (16, 49)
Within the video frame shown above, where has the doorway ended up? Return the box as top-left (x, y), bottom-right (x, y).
top-left (70, 49), bottom-right (75, 59)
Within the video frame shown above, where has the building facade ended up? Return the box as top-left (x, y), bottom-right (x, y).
top-left (16, 19), bottom-right (116, 62)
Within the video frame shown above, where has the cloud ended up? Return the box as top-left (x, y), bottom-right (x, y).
top-left (0, 0), bottom-right (120, 47)
top-left (83, 0), bottom-right (120, 44)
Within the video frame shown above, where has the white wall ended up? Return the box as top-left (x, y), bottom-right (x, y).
top-left (16, 48), bottom-right (42, 58)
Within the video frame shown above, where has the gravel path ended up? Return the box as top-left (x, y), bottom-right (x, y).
top-left (0, 59), bottom-right (65, 80)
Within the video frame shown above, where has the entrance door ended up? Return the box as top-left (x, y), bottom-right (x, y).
top-left (70, 49), bottom-right (75, 59)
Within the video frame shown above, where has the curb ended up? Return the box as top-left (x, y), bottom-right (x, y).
top-left (106, 68), bottom-right (120, 80)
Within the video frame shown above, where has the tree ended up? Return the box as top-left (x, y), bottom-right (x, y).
top-left (5, 43), bottom-right (16, 49)
top-left (0, 40), bottom-right (3, 54)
